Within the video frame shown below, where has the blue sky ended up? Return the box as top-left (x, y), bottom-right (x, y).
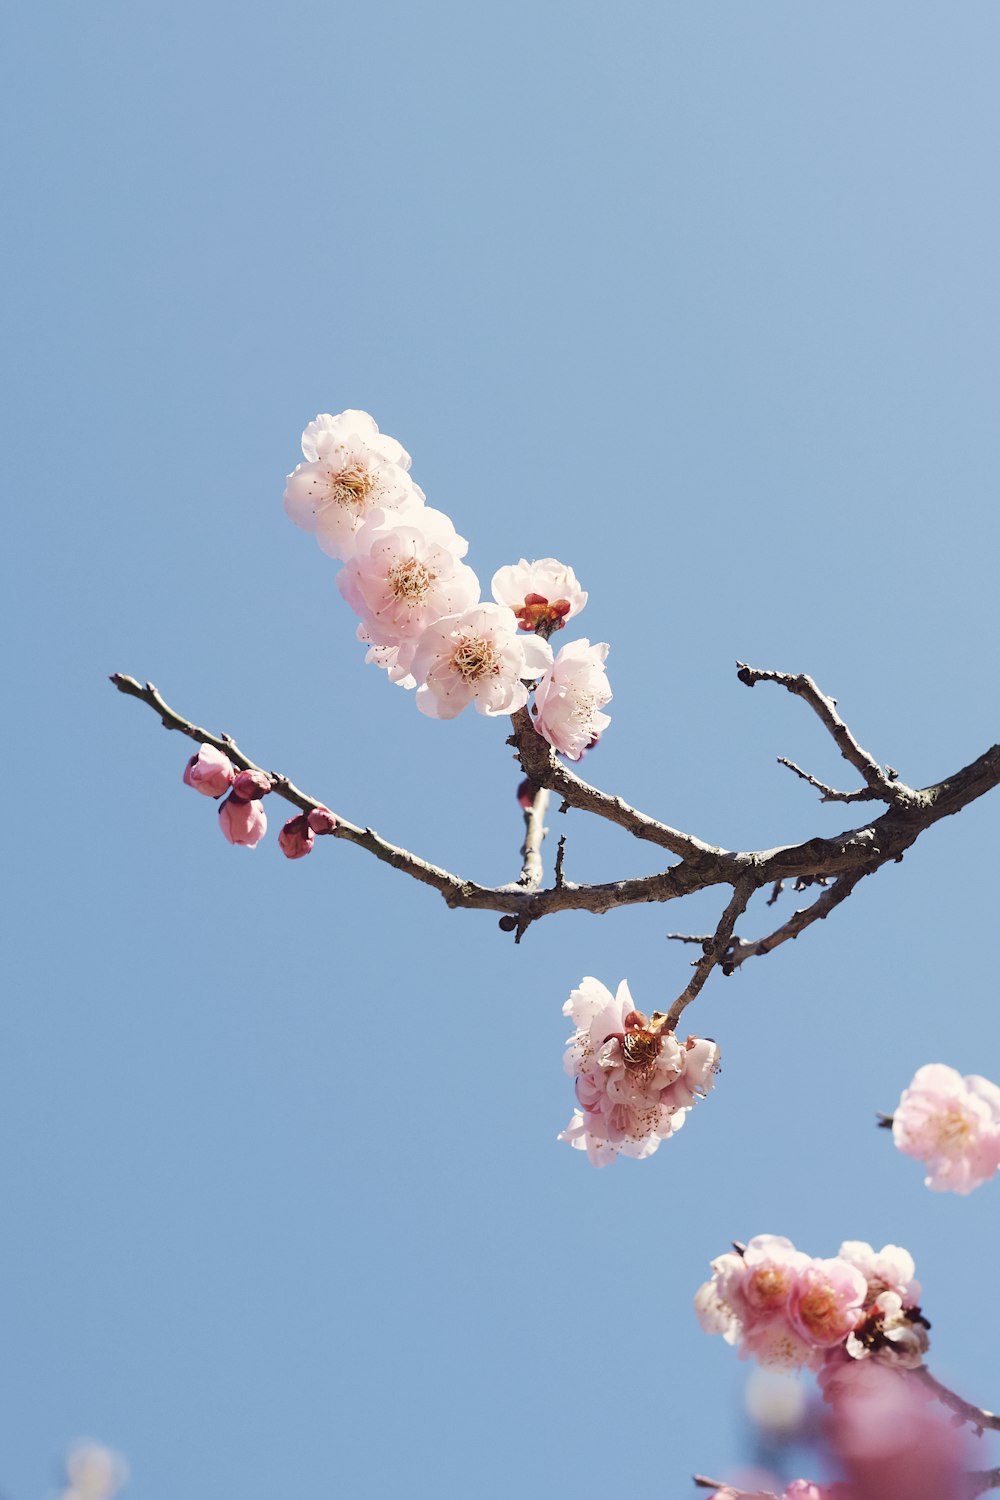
top-left (4, 3), bottom-right (1000, 1495)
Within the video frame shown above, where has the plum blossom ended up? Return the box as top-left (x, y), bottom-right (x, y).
top-left (284, 409), bottom-right (423, 561)
top-left (219, 794), bottom-right (267, 847)
top-left (338, 510), bottom-right (479, 650)
top-left (61, 1442), bottom-right (129, 1500)
top-left (278, 813), bottom-right (314, 860)
top-left (532, 639), bottom-right (612, 760)
top-left (832, 1366), bottom-right (966, 1500)
top-left (891, 1062), bottom-right (1000, 1193)
top-left (411, 604), bottom-right (552, 720)
top-left (836, 1240), bottom-right (920, 1307)
top-left (491, 557), bottom-right (587, 633)
top-left (559, 976), bottom-right (720, 1166)
top-left (183, 744), bottom-right (235, 799)
top-left (307, 806), bottom-right (337, 835)
top-left (697, 1234), bottom-right (931, 1388)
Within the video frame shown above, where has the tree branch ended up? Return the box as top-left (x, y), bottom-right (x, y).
top-left (968, 1469), bottom-right (1000, 1497)
top-left (777, 756), bottom-right (878, 804)
top-left (916, 1366), bottom-right (1000, 1434)
top-left (515, 785), bottom-right (550, 891)
top-left (724, 873), bottom-right (867, 970)
top-left (510, 706), bottom-right (723, 862)
top-left (110, 669), bottom-right (1000, 1017)
top-left (737, 661), bottom-right (909, 804)
top-left (661, 878), bottom-right (755, 1031)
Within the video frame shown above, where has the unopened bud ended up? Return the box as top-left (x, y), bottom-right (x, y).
top-left (307, 806), bottom-right (337, 835)
top-left (231, 768), bottom-right (272, 802)
top-left (279, 813), bottom-right (314, 860)
top-left (516, 778), bottom-right (541, 810)
top-left (183, 744), bottom-right (235, 799)
top-left (218, 794), bottom-right (267, 847)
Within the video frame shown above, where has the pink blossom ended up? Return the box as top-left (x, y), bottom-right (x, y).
top-left (278, 814), bottom-right (314, 860)
top-left (490, 557), bottom-right (587, 632)
top-left (532, 639), bottom-right (612, 760)
top-left (231, 768), bottom-right (272, 801)
top-left (183, 744), bottom-right (235, 799)
top-left (411, 604), bottom-right (553, 720)
top-left (284, 409), bottom-right (424, 561)
top-left (892, 1062), bottom-right (1000, 1193)
top-left (356, 623), bottom-right (419, 690)
top-left (559, 976), bottom-right (719, 1166)
top-left (832, 1366), bottom-right (966, 1500)
top-left (307, 807), bottom-right (337, 835)
top-left (338, 511), bottom-right (479, 649)
top-left (787, 1258), bottom-right (867, 1349)
top-left (218, 794), bottom-right (267, 847)
top-left (836, 1240), bottom-right (920, 1307)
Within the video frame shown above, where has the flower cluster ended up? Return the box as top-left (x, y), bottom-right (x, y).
top-left (559, 977), bottom-right (720, 1166)
top-left (891, 1062), bottom-right (1000, 1193)
top-left (182, 744), bottom-right (336, 856)
top-left (695, 1235), bottom-right (929, 1386)
top-left (284, 410), bottom-right (611, 743)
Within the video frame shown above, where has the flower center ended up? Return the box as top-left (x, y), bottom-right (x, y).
top-left (328, 463), bottom-right (376, 510)
top-left (451, 635), bottom-right (501, 682)
top-left (749, 1267), bottom-right (790, 1311)
top-left (622, 1027), bottom-right (662, 1079)
top-left (799, 1285), bottom-right (839, 1337)
top-left (933, 1108), bottom-right (973, 1154)
top-left (388, 557), bottom-right (435, 602)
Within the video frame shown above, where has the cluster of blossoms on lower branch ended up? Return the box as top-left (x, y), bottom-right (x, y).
top-left (890, 1062), bottom-right (1000, 1194)
top-left (696, 1235), bottom-right (929, 1385)
top-left (182, 744), bottom-right (336, 855)
top-left (283, 409), bottom-right (611, 746)
top-left (559, 977), bottom-right (721, 1166)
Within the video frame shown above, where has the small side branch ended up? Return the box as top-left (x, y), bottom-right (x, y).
top-left (777, 756), bottom-right (878, 804)
top-left (737, 662), bottom-right (908, 804)
top-left (968, 1469), bottom-right (1000, 1496)
top-left (726, 873), bottom-right (865, 969)
top-left (916, 1367), bottom-right (1000, 1434)
top-left (661, 878), bottom-right (755, 1031)
top-left (516, 784), bottom-right (550, 890)
top-left (510, 707), bottom-right (723, 863)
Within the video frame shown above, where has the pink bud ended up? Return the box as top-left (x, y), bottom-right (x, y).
top-left (306, 806), bottom-right (337, 835)
top-left (516, 778), bottom-right (541, 810)
top-left (231, 768), bottom-right (272, 801)
top-left (279, 814), bottom-right (314, 860)
top-left (183, 744), bottom-right (235, 799)
top-left (218, 794), bottom-right (267, 847)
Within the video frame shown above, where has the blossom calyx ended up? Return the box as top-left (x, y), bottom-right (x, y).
top-left (231, 768), bottom-right (273, 802)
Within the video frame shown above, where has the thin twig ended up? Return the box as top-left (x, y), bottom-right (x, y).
top-left (510, 706), bottom-right (723, 862)
top-left (967, 1468), bottom-right (1000, 1496)
top-left (916, 1366), bottom-right (1000, 1433)
top-left (777, 756), bottom-right (877, 804)
top-left (737, 661), bottom-right (909, 804)
top-left (554, 834), bottom-right (567, 890)
top-left (726, 873), bottom-right (865, 969)
top-left (517, 785), bottom-right (550, 891)
top-left (661, 878), bottom-right (755, 1031)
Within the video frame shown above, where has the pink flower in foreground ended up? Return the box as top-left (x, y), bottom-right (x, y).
top-left (218, 794), bottom-right (267, 847)
top-left (283, 409), bottom-right (423, 561)
top-left (559, 976), bottom-right (719, 1166)
top-left (695, 1235), bottom-right (816, 1372)
top-left (532, 639), bottom-right (612, 760)
top-left (832, 1366), bottom-right (966, 1500)
top-left (183, 744), bottom-right (235, 799)
top-left (338, 511), bottom-right (479, 649)
top-left (490, 557), bottom-right (587, 633)
top-left (278, 814), bottom-right (314, 860)
top-left (892, 1063), bottom-right (1000, 1193)
top-left (411, 604), bottom-right (553, 720)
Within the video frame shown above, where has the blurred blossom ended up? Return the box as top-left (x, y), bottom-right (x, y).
top-left (61, 1442), bottom-right (128, 1500)
top-left (744, 1369), bottom-right (808, 1439)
